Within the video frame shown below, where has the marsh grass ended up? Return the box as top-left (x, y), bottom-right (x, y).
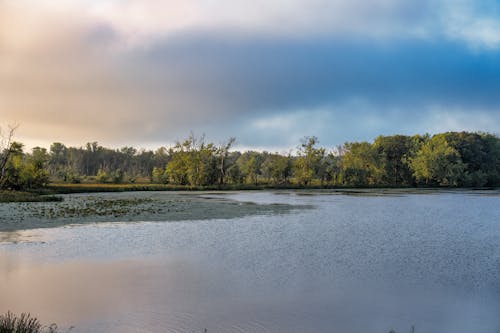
top-left (0, 312), bottom-right (66, 333)
top-left (47, 183), bottom-right (347, 194)
top-left (0, 191), bottom-right (62, 203)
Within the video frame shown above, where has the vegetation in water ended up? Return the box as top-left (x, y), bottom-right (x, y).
top-left (0, 312), bottom-right (66, 333)
top-left (0, 192), bottom-right (303, 232)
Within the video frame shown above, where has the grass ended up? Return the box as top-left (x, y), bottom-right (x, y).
top-left (0, 312), bottom-right (66, 333)
top-left (0, 191), bottom-right (62, 203)
top-left (46, 182), bottom-right (371, 194)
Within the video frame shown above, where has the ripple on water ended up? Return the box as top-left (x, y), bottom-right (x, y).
top-left (0, 190), bottom-right (499, 333)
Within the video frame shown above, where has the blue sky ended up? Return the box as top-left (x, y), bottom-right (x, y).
top-left (1, 0), bottom-right (499, 150)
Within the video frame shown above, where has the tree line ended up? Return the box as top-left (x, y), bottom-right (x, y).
top-left (1, 131), bottom-right (499, 191)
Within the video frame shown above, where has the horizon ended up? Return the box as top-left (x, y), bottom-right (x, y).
top-left (10, 129), bottom-right (498, 155)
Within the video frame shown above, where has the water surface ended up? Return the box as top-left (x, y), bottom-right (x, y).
top-left (1, 190), bottom-right (499, 333)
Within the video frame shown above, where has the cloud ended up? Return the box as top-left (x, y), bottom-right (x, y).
top-left (235, 102), bottom-right (500, 150)
top-left (2, 0), bottom-right (500, 51)
top-left (440, 0), bottom-right (500, 50)
top-left (1, 0), bottom-right (500, 149)
top-left (423, 106), bottom-right (500, 134)
top-left (84, 0), bottom-right (434, 45)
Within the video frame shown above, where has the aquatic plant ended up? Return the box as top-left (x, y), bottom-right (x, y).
top-left (0, 312), bottom-right (67, 333)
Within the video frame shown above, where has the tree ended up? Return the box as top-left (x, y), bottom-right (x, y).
top-left (374, 135), bottom-right (416, 185)
top-left (439, 132), bottom-right (500, 186)
top-left (1, 142), bottom-right (24, 190)
top-left (165, 135), bottom-right (218, 186)
top-left (410, 135), bottom-right (465, 186)
top-left (227, 164), bottom-right (244, 184)
top-left (152, 167), bottom-right (169, 184)
top-left (294, 136), bottom-right (325, 185)
top-left (261, 153), bottom-right (292, 184)
top-left (216, 137), bottom-right (236, 185)
top-left (48, 142), bottom-right (68, 179)
top-left (0, 125), bottom-right (17, 189)
top-left (341, 141), bottom-right (383, 186)
top-left (96, 168), bottom-right (111, 183)
top-left (23, 147), bottom-right (50, 188)
top-left (110, 168), bottom-right (124, 183)
top-left (236, 151), bottom-right (264, 185)
top-left (241, 154), bottom-right (260, 185)
top-left (318, 152), bottom-right (341, 185)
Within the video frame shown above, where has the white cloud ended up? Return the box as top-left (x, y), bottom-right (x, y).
top-left (441, 0), bottom-right (500, 49)
top-left (3, 0), bottom-right (500, 51)
top-left (0, 0), bottom-right (435, 51)
top-left (86, 0), bottom-right (431, 43)
top-left (424, 106), bottom-right (500, 134)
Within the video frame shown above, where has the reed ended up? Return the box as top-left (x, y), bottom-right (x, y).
top-left (0, 312), bottom-right (65, 333)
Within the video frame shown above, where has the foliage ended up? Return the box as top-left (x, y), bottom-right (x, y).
top-left (1, 129), bottom-right (499, 190)
top-left (1, 143), bottom-right (49, 190)
top-left (410, 136), bottom-right (465, 186)
top-left (374, 135), bottom-right (419, 185)
top-left (293, 136), bottom-right (325, 185)
top-left (261, 153), bottom-right (293, 184)
top-left (341, 141), bottom-right (383, 186)
top-left (238, 152), bottom-right (262, 185)
top-left (151, 167), bottom-right (169, 184)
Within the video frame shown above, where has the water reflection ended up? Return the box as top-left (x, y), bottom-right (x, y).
top-left (0, 230), bottom-right (43, 244)
top-left (0, 191), bottom-right (499, 333)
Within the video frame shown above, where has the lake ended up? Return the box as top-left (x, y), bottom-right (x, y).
top-left (0, 190), bottom-right (499, 333)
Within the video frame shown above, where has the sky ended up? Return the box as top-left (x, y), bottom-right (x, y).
top-left (1, 0), bottom-right (500, 151)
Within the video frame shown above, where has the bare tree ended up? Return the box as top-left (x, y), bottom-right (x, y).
top-left (217, 137), bottom-right (236, 185)
top-left (0, 124), bottom-right (18, 188)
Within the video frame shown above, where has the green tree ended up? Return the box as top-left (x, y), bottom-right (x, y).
top-left (165, 135), bottom-right (218, 186)
top-left (271, 154), bottom-right (293, 184)
top-left (294, 136), bottom-right (325, 185)
top-left (48, 142), bottom-right (68, 179)
top-left (227, 164), bottom-right (244, 184)
top-left (410, 136), bottom-right (465, 186)
top-left (318, 153), bottom-right (341, 185)
top-left (374, 135), bottom-right (416, 185)
top-left (242, 155), bottom-right (260, 185)
top-left (2, 142), bottom-right (25, 190)
top-left (96, 168), bottom-right (110, 183)
top-left (341, 141), bottom-right (383, 186)
top-left (152, 167), bottom-right (169, 184)
top-left (23, 147), bottom-right (50, 188)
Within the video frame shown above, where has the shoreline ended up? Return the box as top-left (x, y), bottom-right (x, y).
top-left (1, 184), bottom-right (497, 203)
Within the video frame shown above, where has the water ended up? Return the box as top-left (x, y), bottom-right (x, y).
top-left (1, 190), bottom-right (499, 333)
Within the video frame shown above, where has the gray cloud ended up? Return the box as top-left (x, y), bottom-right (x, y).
top-left (1, 0), bottom-right (500, 149)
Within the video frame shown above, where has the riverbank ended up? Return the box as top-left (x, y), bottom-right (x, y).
top-left (1, 183), bottom-right (496, 203)
top-left (46, 183), bottom-right (498, 194)
top-left (0, 191), bottom-right (62, 203)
